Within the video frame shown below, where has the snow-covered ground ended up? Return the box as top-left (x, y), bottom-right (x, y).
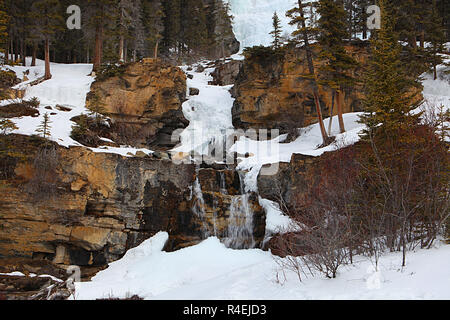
top-left (71, 56), bottom-right (450, 300)
top-left (72, 232), bottom-right (450, 300)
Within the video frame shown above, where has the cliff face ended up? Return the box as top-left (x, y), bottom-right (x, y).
top-left (87, 60), bottom-right (188, 149)
top-left (231, 44), bottom-right (370, 133)
top-left (0, 136), bottom-right (265, 268)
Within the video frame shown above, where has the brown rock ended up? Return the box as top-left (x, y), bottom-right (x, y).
top-left (86, 61), bottom-right (189, 150)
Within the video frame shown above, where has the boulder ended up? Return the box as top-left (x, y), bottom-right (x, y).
top-left (86, 60), bottom-right (188, 150)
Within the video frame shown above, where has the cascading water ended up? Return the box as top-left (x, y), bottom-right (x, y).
top-left (223, 172), bottom-right (256, 249)
top-left (191, 166), bottom-right (211, 238)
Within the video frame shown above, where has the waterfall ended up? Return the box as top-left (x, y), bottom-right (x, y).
top-left (191, 167), bottom-right (210, 238)
top-left (223, 172), bottom-right (256, 249)
top-left (228, 0), bottom-right (296, 50)
top-left (224, 194), bottom-right (256, 249)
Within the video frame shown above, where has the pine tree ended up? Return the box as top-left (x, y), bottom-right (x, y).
top-left (36, 112), bottom-right (52, 139)
top-left (425, 0), bottom-right (446, 80)
top-left (0, 0), bottom-right (9, 60)
top-left (287, 0), bottom-right (331, 145)
top-left (270, 11), bottom-right (282, 49)
top-left (31, 0), bottom-right (64, 79)
top-left (84, 0), bottom-right (115, 71)
top-left (317, 0), bottom-right (358, 134)
top-left (359, 0), bottom-right (421, 137)
top-left (116, 0), bottom-right (142, 62)
top-left (0, 118), bottom-right (17, 135)
top-left (143, 0), bottom-right (164, 59)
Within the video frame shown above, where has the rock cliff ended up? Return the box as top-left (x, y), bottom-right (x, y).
top-left (0, 135), bottom-right (265, 269)
top-left (231, 43), bottom-right (423, 134)
top-left (86, 60), bottom-right (188, 150)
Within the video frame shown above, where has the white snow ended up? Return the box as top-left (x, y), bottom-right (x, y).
top-left (172, 64), bottom-right (234, 156)
top-left (73, 232), bottom-right (450, 300)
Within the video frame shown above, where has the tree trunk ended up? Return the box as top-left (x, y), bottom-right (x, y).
top-left (433, 63), bottom-right (437, 81)
top-left (93, 24), bottom-right (103, 72)
top-left (124, 40), bottom-right (128, 62)
top-left (21, 38), bottom-right (25, 66)
top-left (420, 30), bottom-right (425, 49)
top-left (297, 0), bottom-right (329, 144)
top-left (154, 40), bottom-right (159, 59)
top-left (6, 37), bottom-right (10, 62)
top-left (31, 42), bottom-right (37, 67)
top-left (336, 90), bottom-right (346, 133)
top-left (14, 38), bottom-right (18, 62)
top-left (119, 35), bottom-right (124, 62)
top-left (328, 90), bottom-right (335, 135)
top-left (44, 38), bottom-right (52, 80)
top-left (119, 8), bottom-right (125, 62)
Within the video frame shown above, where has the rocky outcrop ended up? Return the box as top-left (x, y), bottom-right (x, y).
top-left (231, 44), bottom-right (369, 133)
top-left (258, 153), bottom-right (319, 209)
top-left (0, 135), bottom-right (266, 269)
top-left (232, 43), bottom-right (423, 134)
top-left (87, 60), bottom-right (188, 150)
top-left (210, 59), bottom-right (243, 86)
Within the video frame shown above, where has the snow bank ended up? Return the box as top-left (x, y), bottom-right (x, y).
top-left (73, 232), bottom-right (450, 300)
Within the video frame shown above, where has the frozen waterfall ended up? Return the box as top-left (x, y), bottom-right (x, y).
top-left (228, 0), bottom-right (297, 50)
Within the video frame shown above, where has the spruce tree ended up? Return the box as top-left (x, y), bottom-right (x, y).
top-left (287, 0), bottom-right (331, 145)
top-left (425, 0), bottom-right (446, 80)
top-left (36, 112), bottom-right (52, 139)
top-left (31, 0), bottom-right (64, 79)
top-left (142, 0), bottom-right (164, 59)
top-left (317, 0), bottom-right (357, 134)
top-left (0, 118), bottom-right (17, 135)
top-left (359, 0), bottom-right (421, 138)
top-left (88, 90), bottom-right (107, 125)
top-left (0, 0), bottom-right (9, 60)
top-left (270, 11), bottom-right (282, 50)
top-left (84, 0), bottom-right (115, 71)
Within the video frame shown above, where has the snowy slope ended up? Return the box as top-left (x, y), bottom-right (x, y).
top-left (73, 232), bottom-right (450, 300)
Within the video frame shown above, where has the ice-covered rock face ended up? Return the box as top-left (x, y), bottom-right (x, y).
top-left (228, 0), bottom-right (297, 50)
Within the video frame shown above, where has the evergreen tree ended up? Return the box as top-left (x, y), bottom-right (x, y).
top-left (317, 0), bottom-right (357, 133)
top-left (270, 11), bottom-right (282, 49)
top-left (287, 0), bottom-right (331, 145)
top-left (0, 118), bottom-right (17, 135)
top-left (31, 0), bottom-right (64, 79)
top-left (88, 90), bottom-right (107, 125)
top-left (425, 0), bottom-right (446, 80)
top-left (36, 112), bottom-right (52, 139)
top-left (359, 0), bottom-right (421, 138)
top-left (117, 0), bottom-right (142, 62)
top-left (84, 0), bottom-right (115, 71)
top-left (0, 0), bottom-right (9, 60)
top-left (142, 0), bottom-right (164, 59)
